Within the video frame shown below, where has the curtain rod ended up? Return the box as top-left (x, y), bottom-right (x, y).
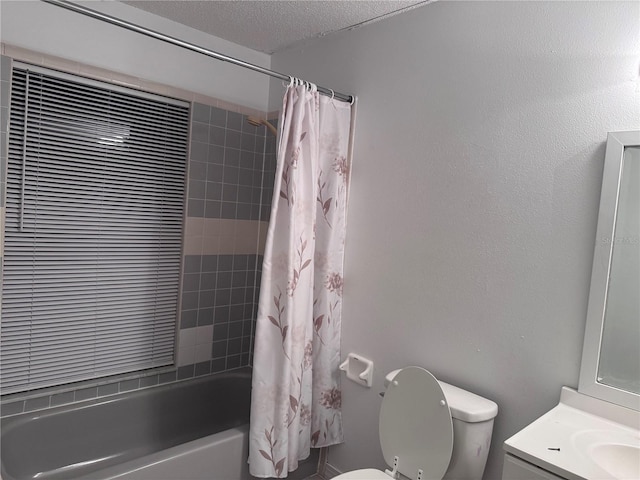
top-left (41, 0), bottom-right (354, 104)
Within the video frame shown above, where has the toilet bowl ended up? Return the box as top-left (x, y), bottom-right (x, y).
top-left (334, 366), bottom-right (498, 480)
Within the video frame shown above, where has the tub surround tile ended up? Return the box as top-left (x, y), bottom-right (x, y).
top-left (194, 361), bottom-right (211, 377)
top-left (213, 323), bottom-right (229, 341)
top-left (226, 111), bottom-right (243, 131)
top-left (228, 318), bottom-right (244, 335)
top-left (206, 169), bottom-right (224, 189)
top-left (208, 145), bottom-right (225, 165)
top-left (241, 132), bottom-right (257, 152)
top-left (180, 310), bottom-right (198, 329)
top-left (192, 103), bottom-right (210, 123)
top-left (97, 383), bottom-right (119, 397)
top-left (190, 141), bottom-right (208, 163)
top-left (226, 354), bottom-right (241, 370)
top-left (183, 218), bottom-right (270, 256)
top-left (241, 353), bottom-right (251, 366)
top-left (197, 307), bottom-right (214, 326)
top-left (183, 236), bottom-right (204, 259)
top-left (198, 291), bottom-right (215, 309)
top-left (191, 122), bottom-right (209, 143)
top-left (189, 179), bottom-right (206, 200)
top-left (50, 391), bottom-right (75, 407)
top-left (205, 200), bottom-right (222, 218)
top-left (242, 336), bottom-right (252, 353)
top-left (177, 365), bottom-right (194, 380)
top-left (183, 254), bottom-right (203, 273)
top-left (187, 199), bottom-right (205, 217)
top-left (181, 291), bottom-right (199, 311)
top-left (1, 400), bottom-right (24, 416)
top-left (185, 219), bottom-right (205, 245)
top-left (119, 379), bottom-right (140, 393)
top-left (209, 126), bottom-right (226, 147)
top-left (158, 371), bottom-right (177, 385)
top-left (225, 130), bottom-right (241, 150)
top-left (179, 327), bottom-right (198, 348)
top-left (228, 338), bottom-right (242, 356)
top-left (195, 343), bottom-right (213, 363)
top-left (182, 272), bottom-right (201, 292)
top-left (212, 340), bottom-right (227, 359)
top-left (189, 160), bottom-right (207, 180)
top-left (211, 358), bottom-right (226, 373)
top-left (75, 387), bottom-right (97, 402)
top-left (210, 107), bottom-right (226, 127)
top-left (177, 346), bottom-right (196, 367)
top-left (24, 396), bottom-right (50, 412)
top-left (139, 375), bottom-right (159, 389)
top-left (195, 325), bottom-right (214, 344)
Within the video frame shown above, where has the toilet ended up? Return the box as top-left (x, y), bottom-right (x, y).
top-left (334, 366), bottom-right (498, 480)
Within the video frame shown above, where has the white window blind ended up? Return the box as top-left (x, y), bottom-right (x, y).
top-left (1, 64), bottom-right (189, 394)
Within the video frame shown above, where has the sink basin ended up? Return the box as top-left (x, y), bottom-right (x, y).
top-left (573, 429), bottom-right (640, 480)
top-left (590, 444), bottom-right (640, 480)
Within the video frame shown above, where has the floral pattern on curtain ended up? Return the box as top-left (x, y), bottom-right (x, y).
top-left (249, 84), bottom-right (353, 478)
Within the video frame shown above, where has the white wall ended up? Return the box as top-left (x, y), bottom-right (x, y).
top-left (0, 0), bottom-right (271, 111)
top-left (271, 2), bottom-right (639, 478)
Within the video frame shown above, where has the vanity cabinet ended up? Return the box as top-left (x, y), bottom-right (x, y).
top-left (502, 454), bottom-right (567, 480)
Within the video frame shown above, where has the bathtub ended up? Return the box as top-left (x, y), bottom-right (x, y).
top-left (1, 368), bottom-right (253, 480)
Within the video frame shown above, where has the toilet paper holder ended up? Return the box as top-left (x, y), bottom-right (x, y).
top-left (339, 353), bottom-right (374, 387)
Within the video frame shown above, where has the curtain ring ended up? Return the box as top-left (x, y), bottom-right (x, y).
top-left (283, 76), bottom-right (294, 88)
top-left (329, 89), bottom-right (335, 100)
top-left (349, 95), bottom-right (355, 106)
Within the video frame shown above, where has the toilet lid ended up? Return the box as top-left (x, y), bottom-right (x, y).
top-left (379, 367), bottom-right (453, 480)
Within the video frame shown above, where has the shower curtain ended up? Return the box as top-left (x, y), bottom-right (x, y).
top-left (249, 83), bottom-right (353, 478)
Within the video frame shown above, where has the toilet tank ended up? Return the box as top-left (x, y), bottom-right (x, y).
top-left (384, 370), bottom-right (498, 480)
top-left (438, 381), bottom-right (498, 480)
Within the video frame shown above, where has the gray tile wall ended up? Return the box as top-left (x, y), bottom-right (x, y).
top-left (187, 103), bottom-right (276, 222)
top-left (171, 103), bottom-right (276, 378)
top-left (181, 253), bottom-right (262, 372)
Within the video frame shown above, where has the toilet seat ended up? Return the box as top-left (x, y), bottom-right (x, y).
top-left (335, 367), bottom-right (454, 480)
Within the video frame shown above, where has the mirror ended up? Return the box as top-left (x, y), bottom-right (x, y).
top-left (579, 131), bottom-right (640, 410)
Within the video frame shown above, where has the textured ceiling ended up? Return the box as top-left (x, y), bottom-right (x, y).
top-left (122, 1), bottom-right (429, 54)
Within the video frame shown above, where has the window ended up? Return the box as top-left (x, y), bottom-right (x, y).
top-left (1, 64), bottom-right (189, 394)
